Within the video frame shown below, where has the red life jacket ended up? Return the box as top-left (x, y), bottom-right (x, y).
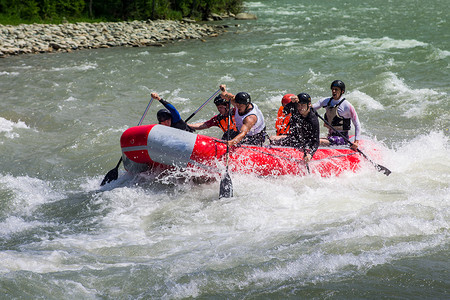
top-left (216, 114), bottom-right (237, 133)
top-left (275, 106), bottom-right (291, 135)
top-left (216, 113), bottom-right (238, 140)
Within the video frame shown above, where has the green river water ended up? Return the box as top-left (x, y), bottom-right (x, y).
top-left (0, 0), bottom-right (449, 298)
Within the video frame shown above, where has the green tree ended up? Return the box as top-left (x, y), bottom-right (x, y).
top-left (36, 0), bottom-right (85, 19)
top-left (0, 0), bottom-right (40, 21)
top-left (0, 0), bottom-right (243, 24)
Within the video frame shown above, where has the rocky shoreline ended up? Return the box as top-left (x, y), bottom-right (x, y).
top-left (0, 19), bottom-right (229, 58)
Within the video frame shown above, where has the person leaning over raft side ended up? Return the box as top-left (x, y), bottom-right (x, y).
top-left (188, 95), bottom-right (239, 140)
top-left (275, 93), bottom-right (295, 136)
top-left (151, 92), bottom-right (194, 132)
top-left (269, 93), bottom-right (320, 164)
top-left (312, 80), bottom-right (361, 150)
top-left (220, 84), bottom-right (267, 147)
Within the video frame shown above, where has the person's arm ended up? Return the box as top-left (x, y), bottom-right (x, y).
top-left (151, 92), bottom-right (182, 124)
top-left (311, 101), bottom-right (321, 110)
top-left (160, 100), bottom-right (181, 124)
top-left (269, 134), bottom-right (287, 144)
top-left (188, 115), bottom-right (217, 130)
top-left (349, 105), bottom-right (360, 150)
top-left (188, 122), bottom-right (208, 130)
top-left (227, 114), bottom-right (257, 147)
top-left (340, 102), bottom-right (361, 150)
top-left (220, 84), bottom-right (236, 108)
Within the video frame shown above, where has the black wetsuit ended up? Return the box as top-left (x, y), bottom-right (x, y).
top-left (279, 104), bottom-right (320, 157)
top-left (160, 99), bottom-right (194, 132)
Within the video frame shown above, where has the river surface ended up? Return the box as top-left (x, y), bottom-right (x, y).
top-left (1, 0), bottom-right (449, 298)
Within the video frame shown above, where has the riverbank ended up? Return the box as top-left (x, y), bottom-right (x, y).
top-left (0, 19), bottom-right (229, 58)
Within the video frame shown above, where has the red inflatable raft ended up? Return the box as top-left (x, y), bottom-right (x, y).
top-left (120, 124), bottom-right (369, 177)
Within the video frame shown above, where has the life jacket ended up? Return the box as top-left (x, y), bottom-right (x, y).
top-left (323, 98), bottom-right (351, 131)
top-left (172, 120), bottom-right (195, 132)
top-left (216, 113), bottom-right (239, 140)
top-left (234, 103), bottom-right (265, 136)
top-left (275, 106), bottom-right (291, 135)
top-left (216, 114), bottom-right (237, 133)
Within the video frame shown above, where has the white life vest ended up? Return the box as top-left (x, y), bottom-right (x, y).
top-left (234, 103), bottom-right (265, 136)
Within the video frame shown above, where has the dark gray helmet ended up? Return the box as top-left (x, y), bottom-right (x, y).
top-left (235, 92), bottom-right (251, 104)
top-left (330, 80), bottom-right (345, 92)
top-left (157, 109), bottom-right (172, 122)
top-left (213, 95), bottom-right (228, 106)
top-left (297, 93), bottom-right (311, 104)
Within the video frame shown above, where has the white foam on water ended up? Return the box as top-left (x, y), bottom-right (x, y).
top-left (274, 37), bottom-right (300, 43)
top-left (387, 131), bottom-right (449, 175)
top-left (380, 72), bottom-right (446, 117)
top-left (163, 51), bottom-right (187, 57)
top-left (359, 7), bottom-right (380, 12)
top-left (0, 131), bottom-right (447, 298)
top-left (0, 71), bottom-right (20, 76)
top-left (346, 90), bottom-right (385, 111)
top-left (51, 62), bottom-right (98, 72)
top-left (271, 9), bottom-right (305, 16)
top-left (382, 72), bottom-right (432, 96)
top-left (0, 117), bottom-right (31, 139)
top-left (267, 93), bottom-right (286, 107)
top-left (314, 35), bottom-right (428, 51)
top-left (219, 74), bottom-right (235, 83)
top-left (216, 57), bottom-right (259, 64)
top-left (268, 40), bottom-right (299, 48)
top-left (427, 48), bottom-right (450, 61)
top-left (245, 2), bottom-right (267, 8)
top-left (0, 247), bottom-right (136, 274)
top-left (0, 174), bottom-right (64, 215)
top-left (0, 250), bottom-right (69, 274)
top-left (130, 59), bottom-right (145, 65)
top-left (64, 96), bottom-right (78, 102)
top-left (161, 139), bottom-right (447, 295)
top-left (170, 88), bottom-right (192, 103)
top-left (243, 235), bottom-right (446, 288)
top-left (303, 69), bottom-right (323, 87)
top-left (0, 216), bottom-right (47, 235)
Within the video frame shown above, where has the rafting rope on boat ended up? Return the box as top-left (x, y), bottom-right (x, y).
top-left (120, 124), bottom-right (369, 178)
top-left (239, 144), bottom-right (358, 165)
top-left (238, 145), bottom-right (308, 166)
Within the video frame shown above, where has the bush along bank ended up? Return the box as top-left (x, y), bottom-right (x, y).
top-left (0, 19), bottom-right (230, 57)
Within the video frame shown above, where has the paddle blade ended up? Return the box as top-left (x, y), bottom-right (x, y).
top-left (357, 149), bottom-right (391, 176)
top-left (100, 166), bottom-right (119, 186)
top-left (219, 171), bottom-right (233, 198)
top-left (376, 164), bottom-right (391, 176)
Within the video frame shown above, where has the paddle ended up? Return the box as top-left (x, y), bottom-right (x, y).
top-left (100, 97), bottom-right (154, 186)
top-left (313, 110), bottom-right (391, 176)
top-left (184, 88), bottom-right (221, 123)
top-left (219, 100), bottom-right (233, 198)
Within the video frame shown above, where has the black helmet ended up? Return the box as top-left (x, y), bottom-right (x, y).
top-left (235, 92), bottom-right (251, 104)
top-left (157, 109), bottom-right (172, 122)
top-left (297, 93), bottom-right (311, 104)
top-left (213, 95), bottom-right (228, 106)
top-left (330, 80), bottom-right (345, 93)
